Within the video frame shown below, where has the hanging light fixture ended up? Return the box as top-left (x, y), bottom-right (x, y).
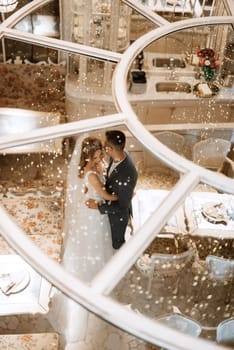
top-left (0, 0), bottom-right (18, 13)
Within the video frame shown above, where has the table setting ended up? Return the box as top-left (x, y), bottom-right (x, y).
top-left (0, 255), bottom-right (51, 315)
top-left (0, 270), bottom-right (30, 296)
top-left (184, 192), bottom-right (234, 238)
top-left (132, 189), bottom-right (234, 239)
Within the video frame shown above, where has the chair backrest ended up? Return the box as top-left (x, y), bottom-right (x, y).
top-left (219, 156), bottom-right (234, 178)
top-left (156, 314), bottom-right (202, 337)
top-left (151, 248), bottom-right (195, 277)
top-left (155, 131), bottom-right (185, 154)
top-left (206, 255), bottom-right (234, 281)
top-left (192, 138), bottom-right (231, 169)
top-left (217, 318), bottom-right (234, 345)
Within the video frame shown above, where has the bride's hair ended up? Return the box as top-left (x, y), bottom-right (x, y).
top-left (78, 137), bottom-right (103, 178)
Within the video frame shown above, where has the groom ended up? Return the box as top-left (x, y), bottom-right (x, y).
top-left (86, 130), bottom-right (138, 249)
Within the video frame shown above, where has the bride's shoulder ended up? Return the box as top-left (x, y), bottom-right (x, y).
top-left (85, 170), bottom-right (105, 184)
top-left (84, 170), bottom-right (98, 180)
top-left (85, 169), bottom-right (97, 175)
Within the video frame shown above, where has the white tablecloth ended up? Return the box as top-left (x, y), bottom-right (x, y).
top-left (186, 192), bottom-right (234, 238)
top-left (132, 189), bottom-right (186, 234)
top-left (132, 189), bottom-right (234, 239)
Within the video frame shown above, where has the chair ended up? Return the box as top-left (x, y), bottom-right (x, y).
top-left (219, 156), bottom-right (234, 178)
top-left (155, 131), bottom-right (185, 155)
top-left (205, 255), bottom-right (234, 304)
top-left (206, 255), bottom-right (234, 280)
top-left (156, 313), bottom-right (202, 338)
top-left (192, 138), bottom-right (231, 170)
top-left (217, 318), bottom-right (234, 345)
top-left (147, 247), bottom-right (196, 293)
top-left (146, 131), bottom-right (185, 174)
top-left (125, 136), bottom-right (144, 173)
top-left (156, 313), bottom-right (202, 350)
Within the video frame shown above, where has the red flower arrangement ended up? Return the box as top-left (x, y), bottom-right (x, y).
top-left (197, 48), bottom-right (220, 82)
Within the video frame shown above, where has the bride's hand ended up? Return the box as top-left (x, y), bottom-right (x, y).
top-left (86, 199), bottom-right (99, 209)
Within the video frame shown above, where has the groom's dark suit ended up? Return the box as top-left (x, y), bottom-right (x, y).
top-left (98, 151), bottom-right (138, 249)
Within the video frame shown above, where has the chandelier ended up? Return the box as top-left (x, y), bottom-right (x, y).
top-left (0, 0), bottom-right (18, 13)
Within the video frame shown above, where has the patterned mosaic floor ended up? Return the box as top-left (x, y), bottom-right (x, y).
top-left (0, 191), bottom-right (63, 263)
top-left (0, 333), bottom-right (59, 350)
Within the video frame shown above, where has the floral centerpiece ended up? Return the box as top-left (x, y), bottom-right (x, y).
top-left (197, 48), bottom-right (220, 82)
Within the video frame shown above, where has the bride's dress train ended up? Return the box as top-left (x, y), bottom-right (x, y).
top-left (47, 135), bottom-right (114, 347)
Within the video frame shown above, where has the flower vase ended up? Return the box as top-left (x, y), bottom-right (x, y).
top-left (202, 66), bottom-right (216, 82)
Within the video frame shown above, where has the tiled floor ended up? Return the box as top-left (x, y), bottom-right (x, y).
top-left (0, 185), bottom-right (63, 262)
top-left (0, 153), bottom-right (233, 349)
top-left (0, 333), bottom-right (59, 350)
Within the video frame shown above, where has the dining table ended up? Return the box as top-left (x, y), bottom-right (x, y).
top-left (132, 189), bottom-right (234, 239)
top-left (0, 108), bottom-right (63, 154)
top-left (0, 254), bottom-right (51, 315)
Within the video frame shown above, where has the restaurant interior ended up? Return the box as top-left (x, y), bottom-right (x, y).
top-left (0, 0), bottom-right (233, 349)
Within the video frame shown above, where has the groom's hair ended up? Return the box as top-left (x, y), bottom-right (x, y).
top-left (106, 130), bottom-right (125, 151)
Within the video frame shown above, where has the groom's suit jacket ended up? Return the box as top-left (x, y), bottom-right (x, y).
top-left (98, 151), bottom-right (138, 249)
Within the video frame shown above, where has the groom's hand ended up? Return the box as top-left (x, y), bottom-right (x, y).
top-left (86, 199), bottom-right (99, 209)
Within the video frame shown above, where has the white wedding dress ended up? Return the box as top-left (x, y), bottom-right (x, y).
top-left (48, 136), bottom-right (140, 349)
top-left (62, 169), bottom-right (113, 281)
top-left (47, 136), bottom-right (114, 347)
top-left (59, 171), bottom-right (114, 346)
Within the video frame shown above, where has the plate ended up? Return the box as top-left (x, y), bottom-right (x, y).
top-left (193, 83), bottom-right (219, 98)
top-left (0, 270), bottom-right (30, 295)
top-left (201, 202), bottom-right (229, 225)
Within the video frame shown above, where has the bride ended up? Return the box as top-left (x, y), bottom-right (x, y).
top-left (49, 134), bottom-right (118, 347)
top-left (62, 134), bottom-right (118, 281)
